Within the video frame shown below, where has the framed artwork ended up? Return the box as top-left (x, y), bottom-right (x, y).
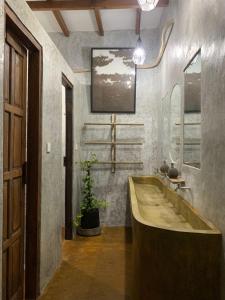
top-left (91, 48), bottom-right (136, 113)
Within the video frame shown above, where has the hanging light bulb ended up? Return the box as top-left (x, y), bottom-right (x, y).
top-left (133, 36), bottom-right (146, 65)
top-left (137, 0), bottom-right (159, 11)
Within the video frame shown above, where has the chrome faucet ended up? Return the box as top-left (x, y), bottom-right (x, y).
top-left (175, 184), bottom-right (191, 192)
top-left (180, 186), bottom-right (191, 190)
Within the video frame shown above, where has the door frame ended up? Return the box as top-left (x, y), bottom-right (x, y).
top-left (62, 74), bottom-right (73, 240)
top-left (5, 4), bottom-right (42, 299)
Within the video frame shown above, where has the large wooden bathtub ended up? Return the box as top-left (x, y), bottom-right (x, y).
top-left (128, 176), bottom-right (222, 300)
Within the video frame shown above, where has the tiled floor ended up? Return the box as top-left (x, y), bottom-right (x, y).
top-left (39, 227), bottom-right (132, 300)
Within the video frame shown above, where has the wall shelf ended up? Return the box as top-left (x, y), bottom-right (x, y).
top-left (84, 114), bottom-right (144, 173)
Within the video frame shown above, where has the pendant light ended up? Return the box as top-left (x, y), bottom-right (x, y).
top-left (137, 0), bottom-right (159, 11)
top-left (132, 36), bottom-right (146, 65)
top-left (133, 0), bottom-right (159, 65)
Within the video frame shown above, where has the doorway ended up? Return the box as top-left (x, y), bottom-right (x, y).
top-left (3, 5), bottom-right (42, 300)
top-left (62, 74), bottom-right (73, 240)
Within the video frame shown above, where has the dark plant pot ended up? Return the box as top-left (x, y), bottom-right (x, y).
top-left (80, 208), bottom-right (100, 229)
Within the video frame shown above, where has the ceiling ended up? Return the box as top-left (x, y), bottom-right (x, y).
top-left (26, 0), bottom-right (168, 36)
top-left (31, 8), bottom-right (164, 33)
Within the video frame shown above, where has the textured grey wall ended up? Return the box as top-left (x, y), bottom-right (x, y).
top-left (50, 30), bottom-right (161, 226)
top-left (157, 0), bottom-right (225, 297)
top-left (0, 0), bottom-right (82, 295)
top-left (50, 30), bottom-right (159, 71)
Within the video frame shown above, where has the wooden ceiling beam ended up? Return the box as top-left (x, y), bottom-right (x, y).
top-left (136, 8), bottom-right (141, 35)
top-left (52, 10), bottom-right (70, 36)
top-left (44, 0), bottom-right (70, 36)
top-left (27, 0), bottom-right (169, 11)
top-left (94, 9), bottom-right (104, 36)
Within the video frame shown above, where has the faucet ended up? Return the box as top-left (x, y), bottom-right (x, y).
top-left (175, 183), bottom-right (191, 192)
top-left (180, 186), bottom-right (191, 190)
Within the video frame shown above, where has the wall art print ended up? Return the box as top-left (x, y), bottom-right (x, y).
top-left (91, 48), bottom-right (136, 113)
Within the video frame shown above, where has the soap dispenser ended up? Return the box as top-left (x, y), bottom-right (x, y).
top-left (168, 163), bottom-right (178, 179)
top-left (160, 160), bottom-right (169, 174)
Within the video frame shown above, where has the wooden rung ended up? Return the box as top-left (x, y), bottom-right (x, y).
top-left (84, 122), bottom-right (144, 126)
top-left (176, 122), bottom-right (201, 126)
top-left (177, 142), bottom-right (200, 145)
top-left (95, 161), bottom-right (143, 164)
top-left (84, 141), bottom-right (143, 145)
top-left (115, 123), bottom-right (144, 126)
top-left (116, 142), bottom-right (143, 145)
top-left (84, 123), bottom-right (113, 126)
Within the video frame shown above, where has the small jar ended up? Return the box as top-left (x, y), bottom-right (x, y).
top-left (168, 163), bottom-right (178, 179)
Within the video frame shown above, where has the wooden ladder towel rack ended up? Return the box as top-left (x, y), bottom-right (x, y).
top-left (84, 114), bottom-right (144, 173)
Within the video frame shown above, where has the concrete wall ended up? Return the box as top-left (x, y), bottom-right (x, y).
top-left (50, 30), bottom-right (161, 226)
top-left (157, 0), bottom-right (225, 297)
top-left (0, 0), bottom-right (82, 295)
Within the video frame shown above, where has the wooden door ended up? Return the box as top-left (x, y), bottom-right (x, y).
top-left (3, 31), bottom-right (27, 300)
top-left (62, 75), bottom-right (73, 240)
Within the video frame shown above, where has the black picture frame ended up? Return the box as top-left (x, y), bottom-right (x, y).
top-left (91, 48), bottom-right (136, 113)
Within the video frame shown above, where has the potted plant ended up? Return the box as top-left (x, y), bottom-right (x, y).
top-left (75, 153), bottom-right (107, 236)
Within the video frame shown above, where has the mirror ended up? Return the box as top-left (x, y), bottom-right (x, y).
top-left (183, 50), bottom-right (201, 168)
top-left (169, 85), bottom-right (182, 164)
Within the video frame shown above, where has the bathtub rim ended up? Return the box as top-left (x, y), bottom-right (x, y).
top-left (129, 175), bottom-right (221, 235)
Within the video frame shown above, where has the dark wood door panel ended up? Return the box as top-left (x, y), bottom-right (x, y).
top-left (4, 43), bottom-right (10, 103)
top-left (3, 240), bottom-right (23, 300)
top-left (10, 48), bottom-right (15, 106)
top-left (3, 182), bottom-right (9, 241)
top-left (13, 115), bottom-right (23, 169)
top-left (2, 250), bottom-right (8, 300)
top-left (6, 33), bottom-right (27, 107)
top-left (12, 178), bottom-right (22, 233)
top-left (14, 52), bottom-right (24, 109)
top-left (10, 239), bottom-right (22, 299)
top-left (3, 111), bottom-right (10, 172)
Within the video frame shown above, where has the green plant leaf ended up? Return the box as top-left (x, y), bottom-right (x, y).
top-left (73, 153), bottom-right (108, 225)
